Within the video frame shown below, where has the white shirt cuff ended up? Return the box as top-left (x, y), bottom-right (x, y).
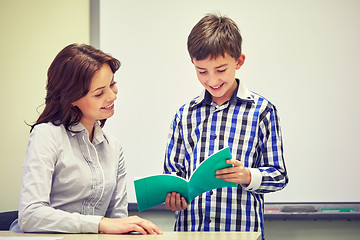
top-left (241, 168), bottom-right (262, 191)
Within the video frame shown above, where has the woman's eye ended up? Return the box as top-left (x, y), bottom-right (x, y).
top-left (110, 81), bottom-right (117, 87)
top-left (199, 71), bottom-right (207, 74)
top-left (95, 92), bottom-right (104, 97)
top-left (218, 69), bottom-right (226, 73)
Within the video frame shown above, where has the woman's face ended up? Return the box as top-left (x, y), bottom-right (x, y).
top-left (72, 63), bottom-right (118, 130)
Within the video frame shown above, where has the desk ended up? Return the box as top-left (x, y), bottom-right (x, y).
top-left (0, 231), bottom-right (261, 240)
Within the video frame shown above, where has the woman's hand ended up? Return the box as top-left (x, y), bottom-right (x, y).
top-left (165, 192), bottom-right (188, 211)
top-left (98, 216), bottom-right (163, 235)
top-left (216, 159), bottom-right (251, 185)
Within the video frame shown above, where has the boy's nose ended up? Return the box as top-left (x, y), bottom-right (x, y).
top-left (208, 74), bottom-right (220, 85)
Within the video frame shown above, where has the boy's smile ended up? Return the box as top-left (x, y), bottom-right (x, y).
top-left (192, 53), bottom-right (245, 106)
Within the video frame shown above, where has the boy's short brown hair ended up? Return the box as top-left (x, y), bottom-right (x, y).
top-left (187, 13), bottom-right (242, 60)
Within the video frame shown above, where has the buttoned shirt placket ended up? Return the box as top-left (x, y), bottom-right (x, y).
top-left (78, 132), bottom-right (105, 215)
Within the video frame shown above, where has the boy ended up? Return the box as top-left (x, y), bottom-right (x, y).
top-left (163, 13), bottom-right (288, 238)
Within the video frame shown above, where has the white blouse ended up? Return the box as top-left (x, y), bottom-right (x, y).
top-left (10, 121), bottom-right (128, 233)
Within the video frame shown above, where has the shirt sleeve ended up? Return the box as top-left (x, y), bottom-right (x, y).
top-left (248, 105), bottom-right (289, 193)
top-left (105, 146), bottom-right (128, 218)
top-left (18, 124), bottom-right (102, 233)
top-left (163, 112), bottom-right (188, 179)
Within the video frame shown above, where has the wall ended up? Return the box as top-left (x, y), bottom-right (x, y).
top-left (0, 0), bottom-right (90, 212)
top-left (99, 0), bottom-right (360, 204)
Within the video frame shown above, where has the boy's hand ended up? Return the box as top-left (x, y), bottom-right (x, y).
top-left (165, 192), bottom-right (188, 211)
top-left (216, 159), bottom-right (251, 185)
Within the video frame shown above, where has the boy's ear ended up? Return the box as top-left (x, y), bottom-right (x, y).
top-left (235, 54), bottom-right (245, 70)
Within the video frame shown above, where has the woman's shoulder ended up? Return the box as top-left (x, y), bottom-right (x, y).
top-left (31, 122), bottom-right (66, 139)
top-left (32, 122), bottom-right (65, 131)
top-left (26, 123), bottom-right (67, 157)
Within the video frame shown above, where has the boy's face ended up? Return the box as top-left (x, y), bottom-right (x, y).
top-left (192, 53), bottom-right (245, 106)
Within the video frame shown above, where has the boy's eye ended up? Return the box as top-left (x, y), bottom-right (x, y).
top-left (199, 71), bottom-right (207, 74)
top-left (218, 69), bottom-right (226, 73)
top-left (110, 81), bottom-right (117, 87)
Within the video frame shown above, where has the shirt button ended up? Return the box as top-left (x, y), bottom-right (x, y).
top-left (210, 190), bottom-right (213, 195)
top-left (213, 134), bottom-right (217, 139)
top-left (208, 219), bottom-right (212, 224)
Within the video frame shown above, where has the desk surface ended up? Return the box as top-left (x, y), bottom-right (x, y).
top-left (0, 231), bottom-right (261, 240)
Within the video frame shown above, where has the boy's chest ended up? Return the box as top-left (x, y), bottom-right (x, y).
top-left (181, 105), bottom-right (261, 165)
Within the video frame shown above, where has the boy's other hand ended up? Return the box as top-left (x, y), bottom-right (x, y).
top-left (216, 159), bottom-right (251, 185)
top-left (165, 192), bottom-right (188, 211)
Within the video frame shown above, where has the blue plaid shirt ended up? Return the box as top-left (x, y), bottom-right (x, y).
top-left (164, 79), bottom-right (288, 238)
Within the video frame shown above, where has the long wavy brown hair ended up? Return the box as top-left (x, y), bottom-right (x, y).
top-left (31, 43), bottom-right (120, 132)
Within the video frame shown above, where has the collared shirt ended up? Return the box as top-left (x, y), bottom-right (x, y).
top-left (10, 121), bottom-right (128, 233)
top-left (164, 80), bottom-right (288, 238)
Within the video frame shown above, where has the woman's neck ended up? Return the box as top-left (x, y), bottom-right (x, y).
top-left (80, 120), bottom-right (95, 142)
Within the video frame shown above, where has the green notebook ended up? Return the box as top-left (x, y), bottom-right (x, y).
top-left (134, 147), bottom-right (237, 212)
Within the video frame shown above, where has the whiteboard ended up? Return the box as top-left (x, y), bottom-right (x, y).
top-left (98, 0), bottom-right (360, 203)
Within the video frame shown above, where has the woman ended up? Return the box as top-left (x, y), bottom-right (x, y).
top-left (10, 43), bottom-right (162, 235)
